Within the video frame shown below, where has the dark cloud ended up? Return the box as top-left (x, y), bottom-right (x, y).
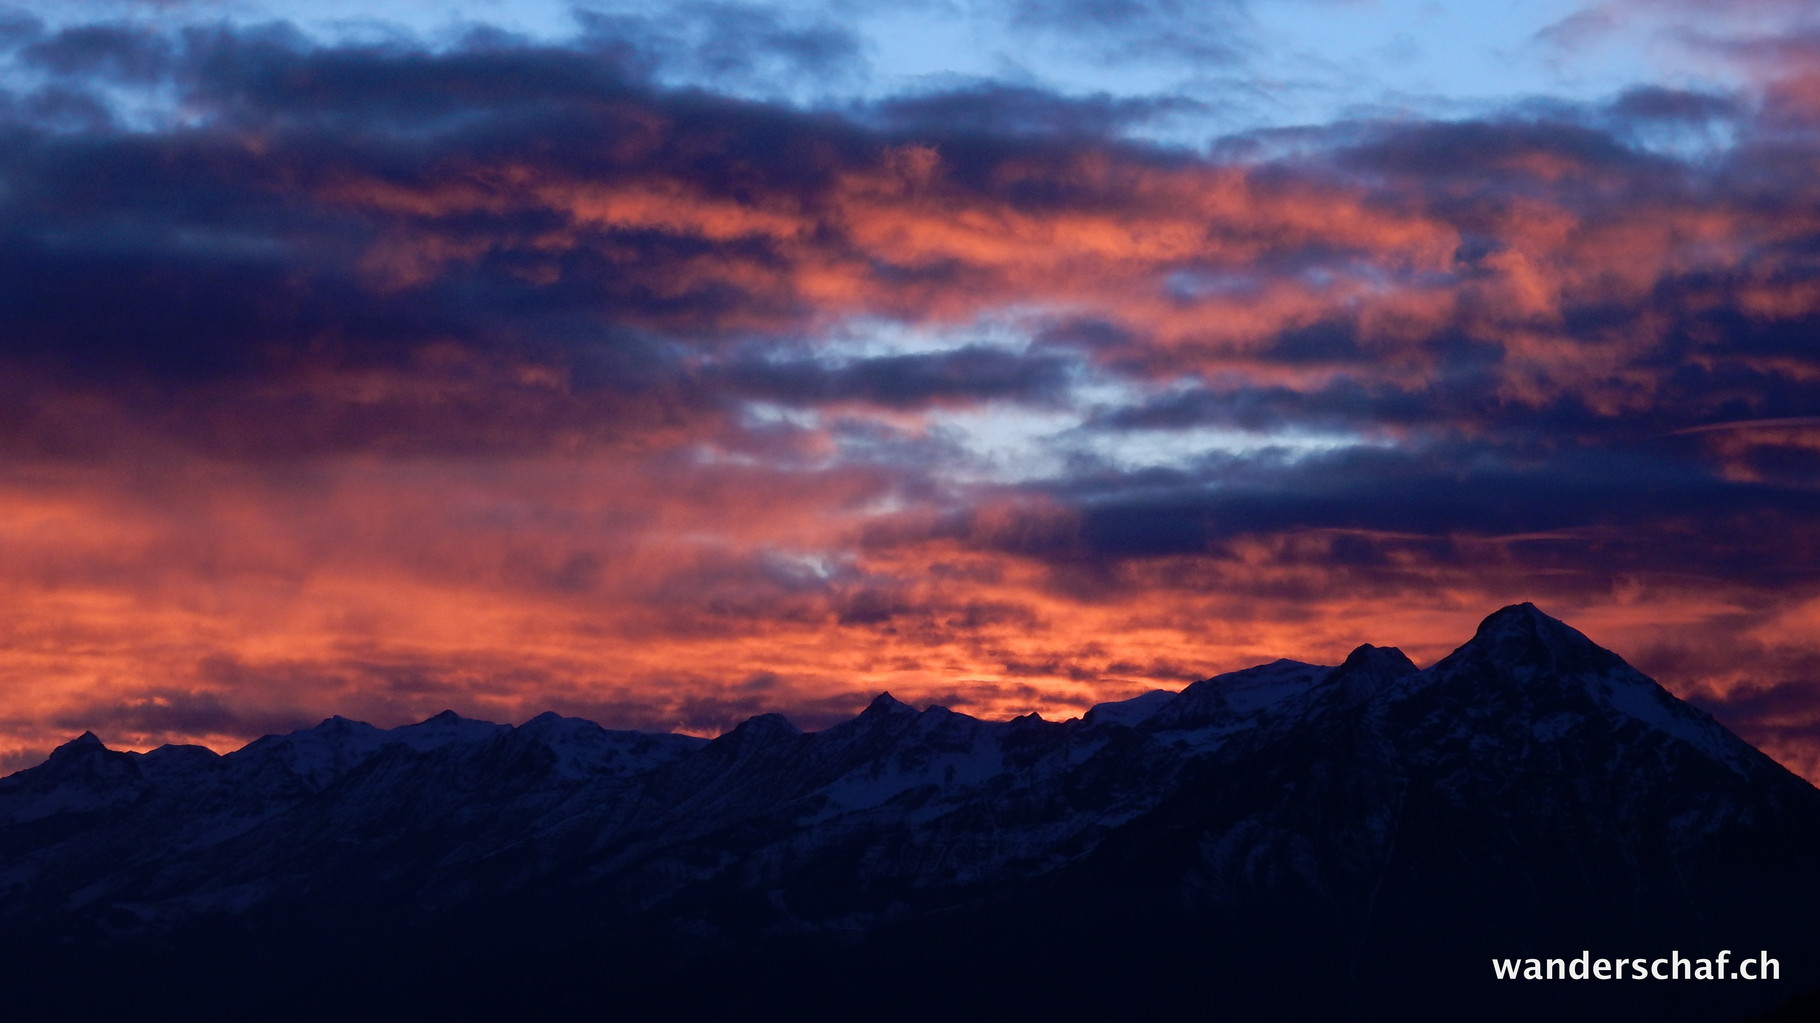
top-left (0, 21), bottom-right (1206, 460)
top-left (1607, 85), bottom-right (1743, 124)
top-left (0, 9), bottom-right (42, 48)
top-left (1335, 115), bottom-right (1666, 187)
top-left (19, 22), bottom-right (172, 80)
top-left (870, 83), bottom-right (1208, 141)
top-left (49, 687), bottom-right (316, 742)
top-left (1006, 0), bottom-right (1247, 65)
top-left (1531, 7), bottom-right (1620, 51)
top-left (0, 18), bottom-right (1810, 468)
top-left (1666, 647), bottom-right (1820, 782)
top-left (1694, 677), bottom-right (1820, 737)
top-left (1084, 444), bottom-right (1818, 551)
top-left (842, 436), bottom-right (1820, 598)
top-left (719, 344), bottom-right (1073, 409)
top-left (1086, 378), bottom-right (1431, 434)
top-left (0, 27), bottom-right (825, 454)
top-left (576, 3), bottom-right (867, 97)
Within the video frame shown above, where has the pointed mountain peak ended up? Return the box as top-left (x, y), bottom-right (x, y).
top-left (860, 692), bottom-right (916, 718)
top-left (1460, 602), bottom-right (1623, 675)
top-left (1476, 601), bottom-right (1559, 633)
top-left (424, 710), bottom-right (466, 725)
top-left (40, 730), bottom-right (107, 761)
top-left (48, 731), bottom-right (109, 761)
top-left (1472, 602), bottom-right (1582, 645)
top-left (32, 730), bottom-right (146, 784)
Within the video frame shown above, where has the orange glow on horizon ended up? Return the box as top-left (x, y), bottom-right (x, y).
top-left (5, 454), bottom-right (1817, 785)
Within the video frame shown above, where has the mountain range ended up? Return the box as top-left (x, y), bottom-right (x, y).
top-left (3, 603), bottom-right (1817, 1021)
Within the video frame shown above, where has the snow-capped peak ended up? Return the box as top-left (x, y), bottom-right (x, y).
top-left (1462, 602), bottom-right (1623, 675)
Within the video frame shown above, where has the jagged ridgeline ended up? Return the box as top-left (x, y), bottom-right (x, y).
top-left (3, 604), bottom-right (1818, 1021)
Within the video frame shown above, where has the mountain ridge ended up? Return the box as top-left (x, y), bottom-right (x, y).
top-left (6, 603), bottom-right (1791, 781)
top-left (2, 603), bottom-right (1817, 1022)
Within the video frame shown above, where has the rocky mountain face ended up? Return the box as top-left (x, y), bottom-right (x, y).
top-left (3, 604), bottom-right (1817, 1021)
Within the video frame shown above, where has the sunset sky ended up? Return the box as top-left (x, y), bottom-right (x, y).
top-left (3, 0), bottom-right (1820, 782)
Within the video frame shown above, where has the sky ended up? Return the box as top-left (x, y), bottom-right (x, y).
top-left (3, 0), bottom-right (1820, 782)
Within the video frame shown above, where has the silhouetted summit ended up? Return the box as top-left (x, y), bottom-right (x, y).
top-left (1329, 642), bottom-right (1419, 685)
top-left (1462, 601), bottom-right (1626, 675)
top-left (861, 691), bottom-right (916, 716)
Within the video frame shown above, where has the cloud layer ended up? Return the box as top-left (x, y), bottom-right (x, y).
top-left (2, 10), bottom-right (1818, 782)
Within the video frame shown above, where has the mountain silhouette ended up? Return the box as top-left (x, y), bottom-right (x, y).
top-left (2, 604), bottom-right (1816, 1021)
